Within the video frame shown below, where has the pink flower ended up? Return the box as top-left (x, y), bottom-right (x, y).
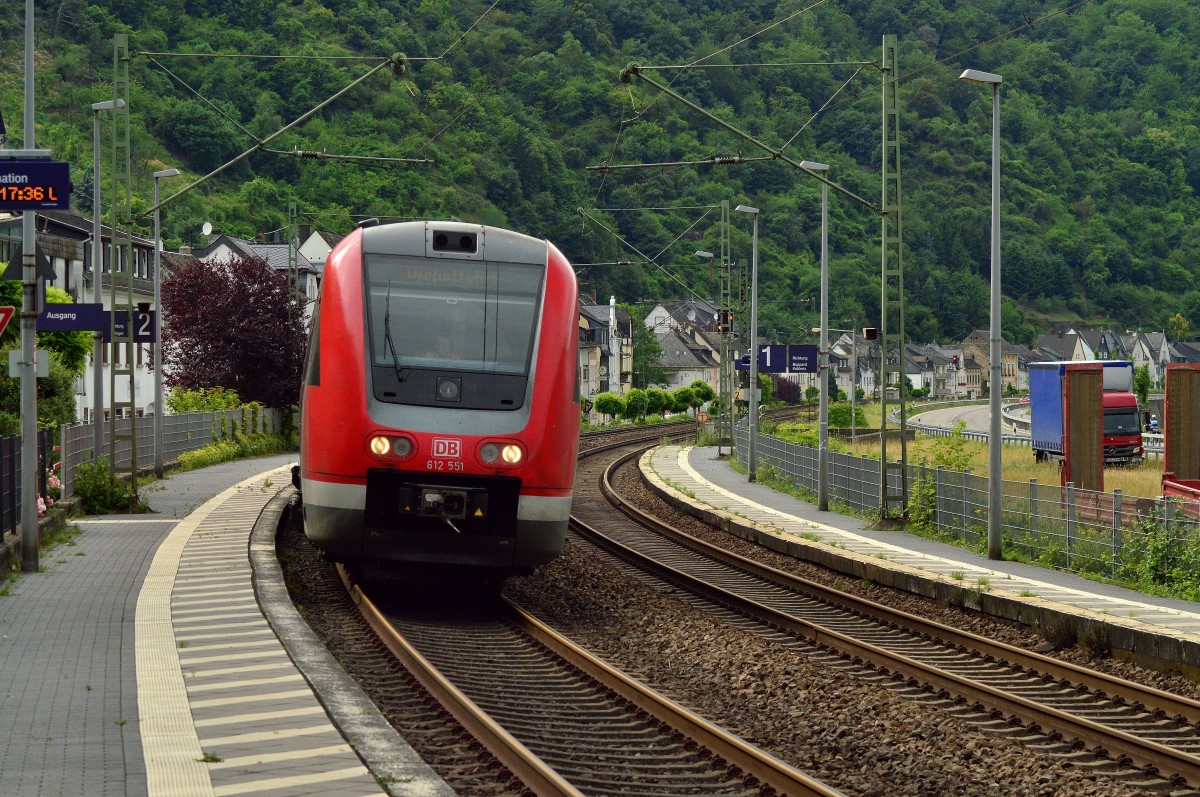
top-left (37, 496), bottom-right (46, 516)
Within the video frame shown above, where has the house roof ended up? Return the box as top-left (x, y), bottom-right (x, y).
top-left (1076, 328), bottom-right (1130, 359)
top-left (0, 208), bottom-right (154, 247)
top-left (160, 250), bottom-right (201, 277)
top-left (656, 328), bottom-right (717, 369)
top-left (963, 329), bottom-right (1021, 354)
top-left (195, 234), bottom-right (317, 274)
top-left (1034, 331), bottom-right (1079, 361)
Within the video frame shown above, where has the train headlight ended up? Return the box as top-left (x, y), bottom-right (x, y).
top-left (369, 435), bottom-right (414, 459)
top-left (478, 441), bottom-right (524, 466)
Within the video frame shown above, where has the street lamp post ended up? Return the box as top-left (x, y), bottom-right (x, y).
top-left (695, 250), bottom-right (720, 454)
top-left (960, 68), bottom-right (1004, 561)
top-left (734, 204), bottom-right (759, 482)
top-left (90, 99), bottom-right (124, 461)
top-left (814, 325), bottom-right (857, 465)
top-left (845, 322), bottom-right (858, 444)
top-left (801, 160), bottom-right (830, 510)
top-left (151, 167), bottom-right (180, 478)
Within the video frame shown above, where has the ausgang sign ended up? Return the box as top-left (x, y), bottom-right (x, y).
top-left (0, 160), bottom-right (72, 211)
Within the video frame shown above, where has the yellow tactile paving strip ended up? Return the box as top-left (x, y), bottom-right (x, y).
top-left (136, 467), bottom-right (385, 797)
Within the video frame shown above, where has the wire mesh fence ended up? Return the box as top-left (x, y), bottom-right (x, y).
top-left (736, 424), bottom-right (1200, 591)
top-left (59, 408), bottom-right (284, 500)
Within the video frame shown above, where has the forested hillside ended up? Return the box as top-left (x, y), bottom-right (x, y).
top-left (2, 0), bottom-right (1198, 345)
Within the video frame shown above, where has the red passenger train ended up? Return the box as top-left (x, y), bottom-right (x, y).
top-left (297, 220), bottom-right (580, 578)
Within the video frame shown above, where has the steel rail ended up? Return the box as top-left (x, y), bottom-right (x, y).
top-left (510, 601), bottom-right (846, 797)
top-left (337, 565), bottom-right (584, 797)
top-left (608, 448), bottom-right (1200, 730)
top-left (574, 450), bottom-right (1200, 787)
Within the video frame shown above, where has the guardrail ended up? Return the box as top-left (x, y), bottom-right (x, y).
top-left (907, 403), bottom-right (1164, 457)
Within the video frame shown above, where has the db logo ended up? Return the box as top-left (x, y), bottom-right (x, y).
top-left (431, 438), bottom-right (461, 458)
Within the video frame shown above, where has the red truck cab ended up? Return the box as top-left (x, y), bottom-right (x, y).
top-left (1102, 391), bottom-right (1145, 465)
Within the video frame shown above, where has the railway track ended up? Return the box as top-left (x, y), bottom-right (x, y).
top-left (345, 571), bottom-right (841, 796)
top-left (338, 426), bottom-right (842, 796)
top-left (563, 446), bottom-right (1200, 792)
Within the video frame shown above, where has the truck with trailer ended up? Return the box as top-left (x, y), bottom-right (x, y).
top-left (1029, 360), bottom-right (1144, 465)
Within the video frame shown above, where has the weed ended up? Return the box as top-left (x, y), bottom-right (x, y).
top-left (1040, 615), bottom-right (1077, 649)
top-left (949, 571), bottom-right (965, 581)
top-left (75, 459), bottom-right (148, 515)
top-left (197, 751), bottom-right (223, 763)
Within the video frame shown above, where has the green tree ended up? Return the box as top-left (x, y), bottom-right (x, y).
top-left (1133, 364), bottom-right (1152, 407)
top-left (671, 386), bottom-right (695, 414)
top-left (593, 391), bottom-right (624, 422)
top-left (645, 387), bottom-right (671, 417)
top-left (1169, 312), bottom-right (1190, 341)
top-left (166, 386), bottom-right (242, 414)
top-left (688, 380), bottom-right (715, 407)
top-left (0, 283), bottom-right (90, 432)
top-left (622, 388), bottom-right (647, 421)
top-left (630, 321), bottom-right (667, 388)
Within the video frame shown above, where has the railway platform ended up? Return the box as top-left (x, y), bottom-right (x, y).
top-left (0, 454), bottom-right (453, 797)
top-left (644, 445), bottom-right (1200, 677)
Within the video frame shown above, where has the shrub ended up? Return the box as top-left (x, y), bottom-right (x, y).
top-left (178, 433), bottom-right (294, 472)
top-left (74, 458), bottom-right (146, 515)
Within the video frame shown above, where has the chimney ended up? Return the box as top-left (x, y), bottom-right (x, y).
top-left (178, 244), bottom-right (192, 256)
top-left (255, 233), bottom-right (265, 244)
top-left (299, 223), bottom-right (312, 242)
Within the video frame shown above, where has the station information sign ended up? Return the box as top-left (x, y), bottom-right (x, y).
top-left (0, 160), bottom-right (72, 211)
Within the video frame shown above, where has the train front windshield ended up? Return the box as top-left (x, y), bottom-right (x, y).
top-left (364, 254), bottom-right (545, 375)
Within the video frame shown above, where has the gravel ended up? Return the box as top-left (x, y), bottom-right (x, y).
top-left (500, 456), bottom-right (1198, 797)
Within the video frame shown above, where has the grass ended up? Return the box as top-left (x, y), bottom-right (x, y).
top-left (776, 399), bottom-right (1167, 499)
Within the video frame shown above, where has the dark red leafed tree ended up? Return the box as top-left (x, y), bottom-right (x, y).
top-left (161, 255), bottom-right (307, 408)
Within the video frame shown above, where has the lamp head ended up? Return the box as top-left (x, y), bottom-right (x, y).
top-left (91, 99), bottom-right (126, 112)
top-left (695, 250), bottom-right (714, 259)
top-left (153, 168), bottom-right (181, 179)
top-left (799, 160), bottom-right (829, 172)
top-left (734, 204), bottom-right (759, 215)
top-left (958, 69), bottom-right (1002, 85)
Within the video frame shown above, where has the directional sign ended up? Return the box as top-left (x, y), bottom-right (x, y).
top-left (37, 303), bottom-right (106, 331)
top-left (734, 353), bottom-right (751, 371)
top-left (0, 160), bottom-right (72, 211)
top-left (758, 344), bottom-right (788, 373)
top-left (788, 344), bottom-right (819, 374)
top-left (106, 309), bottom-right (157, 343)
top-left (0, 306), bottom-right (13, 337)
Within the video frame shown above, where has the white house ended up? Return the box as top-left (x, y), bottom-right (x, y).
top-left (0, 208), bottom-right (171, 423)
top-left (194, 230), bottom-right (324, 322)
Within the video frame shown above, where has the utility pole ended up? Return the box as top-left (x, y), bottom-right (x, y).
top-left (879, 34), bottom-right (909, 521)
top-left (19, 0), bottom-right (39, 571)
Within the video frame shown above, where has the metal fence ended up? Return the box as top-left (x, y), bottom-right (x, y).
top-left (737, 425), bottom-right (1200, 585)
top-left (59, 408), bottom-right (284, 500)
top-left (0, 429), bottom-right (56, 538)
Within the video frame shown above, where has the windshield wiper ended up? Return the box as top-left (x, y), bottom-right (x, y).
top-left (383, 281), bottom-right (407, 383)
